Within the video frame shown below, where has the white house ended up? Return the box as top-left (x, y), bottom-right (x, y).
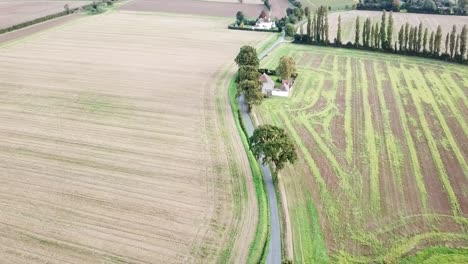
top-left (253, 18), bottom-right (276, 30)
top-left (259, 73), bottom-right (274, 96)
top-left (271, 79), bottom-right (293, 97)
top-left (259, 73), bottom-right (294, 97)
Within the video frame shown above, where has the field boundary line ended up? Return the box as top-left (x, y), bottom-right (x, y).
top-left (0, 15), bottom-right (91, 49)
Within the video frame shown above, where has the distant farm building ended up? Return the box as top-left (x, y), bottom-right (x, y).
top-left (253, 18), bottom-right (276, 29)
top-left (253, 10), bottom-right (275, 30)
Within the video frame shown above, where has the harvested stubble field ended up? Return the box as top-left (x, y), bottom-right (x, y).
top-left (0, 10), bottom-right (270, 263)
top-left (122, 0), bottom-right (267, 18)
top-left (0, 0), bottom-right (92, 29)
top-left (256, 44), bottom-right (468, 262)
top-left (301, 0), bottom-right (354, 10)
top-left (322, 10), bottom-right (468, 50)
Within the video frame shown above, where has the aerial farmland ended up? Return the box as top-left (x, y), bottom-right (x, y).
top-left (257, 44), bottom-right (467, 262)
top-left (0, 1), bottom-right (272, 263)
top-left (0, 0), bottom-right (467, 263)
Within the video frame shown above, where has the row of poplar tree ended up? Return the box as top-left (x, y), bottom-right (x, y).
top-left (296, 7), bottom-right (467, 63)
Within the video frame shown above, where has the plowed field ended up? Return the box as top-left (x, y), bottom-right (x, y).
top-left (256, 44), bottom-right (468, 263)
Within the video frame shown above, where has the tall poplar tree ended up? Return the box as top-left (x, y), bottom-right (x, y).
top-left (460, 25), bottom-right (467, 59)
top-left (380, 10), bottom-right (387, 49)
top-left (398, 25), bottom-right (404, 51)
top-left (324, 13), bottom-right (329, 43)
top-left (336, 15), bottom-right (342, 45)
top-left (417, 22), bottom-right (423, 52)
top-left (362, 18), bottom-right (368, 47)
top-left (450, 25), bottom-right (457, 58)
top-left (409, 27), bottom-right (414, 52)
top-left (435, 25), bottom-right (442, 54)
top-left (374, 23), bottom-right (380, 49)
top-left (423, 28), bottom-right (428, 53)
top-left (445, 32), bottom-right (450, 55)
top-left (429, 31), bottom-right (435, 54)
top-left (404, 22), bottom-right (410, 50)
top-left (387, 11), bottom-right (394, 50)
top-left (355, 16), bottom-right (360, 46)
top-left (312, 13), bottom-right (317, 41)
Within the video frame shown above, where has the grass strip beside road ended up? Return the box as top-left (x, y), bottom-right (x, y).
top-left (228, 76), bottom-right (270, 264)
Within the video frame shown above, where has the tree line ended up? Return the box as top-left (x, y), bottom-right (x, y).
top-left (233, 46), bottom-right (298, 180)
top-left (357, 0), bottom-right (467, 15)
top-left (295, 6), bottom-right (468, 64)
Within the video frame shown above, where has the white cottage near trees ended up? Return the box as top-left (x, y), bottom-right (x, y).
top-left (259, 73), bottom-right (294, 97)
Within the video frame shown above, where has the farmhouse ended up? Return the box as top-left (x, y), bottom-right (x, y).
top-left (260, 73), bottom-right (274, 95)
top-left (259, 73), bottom-right (293, 97)
top-left (272, 79), bottom-right (292, 97)
top-left (253, 17), bottom-right (276, 29)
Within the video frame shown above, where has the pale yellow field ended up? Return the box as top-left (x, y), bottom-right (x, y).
top-left (0, 0), bottom-right (92, 29)
top-left (0, 10), bottom-right (268, 263)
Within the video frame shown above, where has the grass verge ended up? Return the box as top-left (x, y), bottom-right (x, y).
top-left (228, 75), bottom-right (270, 264)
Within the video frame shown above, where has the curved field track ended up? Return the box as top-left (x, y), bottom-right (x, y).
top-left (0, 10), bottom-right (269, 263)
top-left (256, 44), bottom-right (468, 263)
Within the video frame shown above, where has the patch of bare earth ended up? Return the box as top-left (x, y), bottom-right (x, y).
top-left (398, 69), bottom-right (452, 216)
top-left (0, 11), bottom-right (269, 263)
top-left (331, 56), bottom-right (346, 154)
top-left (379, 62), bottom-right (422, 215)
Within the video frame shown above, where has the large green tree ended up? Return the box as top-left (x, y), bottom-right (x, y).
top-left (237, 65), bottom-right (260, 83)
top-left (235, 45), bottom-right (259, 67)
top-left (276, 56), bottom-right (297, 80)
top-left (249, 125), bottom-right (297, 178)
top-left (236, 11), bottom-right (245, 23)
top-left (238, 80), bottom-right (263, 110)
top-left (285, 23), bottom-right (295, 37)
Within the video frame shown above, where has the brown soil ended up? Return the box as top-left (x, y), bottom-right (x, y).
top-left (331, 56), bottom-right (347, 154)
top-left (379, 62), bottom-right (422, 215)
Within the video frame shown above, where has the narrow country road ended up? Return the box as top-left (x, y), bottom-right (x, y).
top-left (237, 32), bottom-right (284, 264)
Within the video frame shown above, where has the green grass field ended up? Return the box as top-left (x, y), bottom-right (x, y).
top-left (255, 44), bottom-right (468, 263)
